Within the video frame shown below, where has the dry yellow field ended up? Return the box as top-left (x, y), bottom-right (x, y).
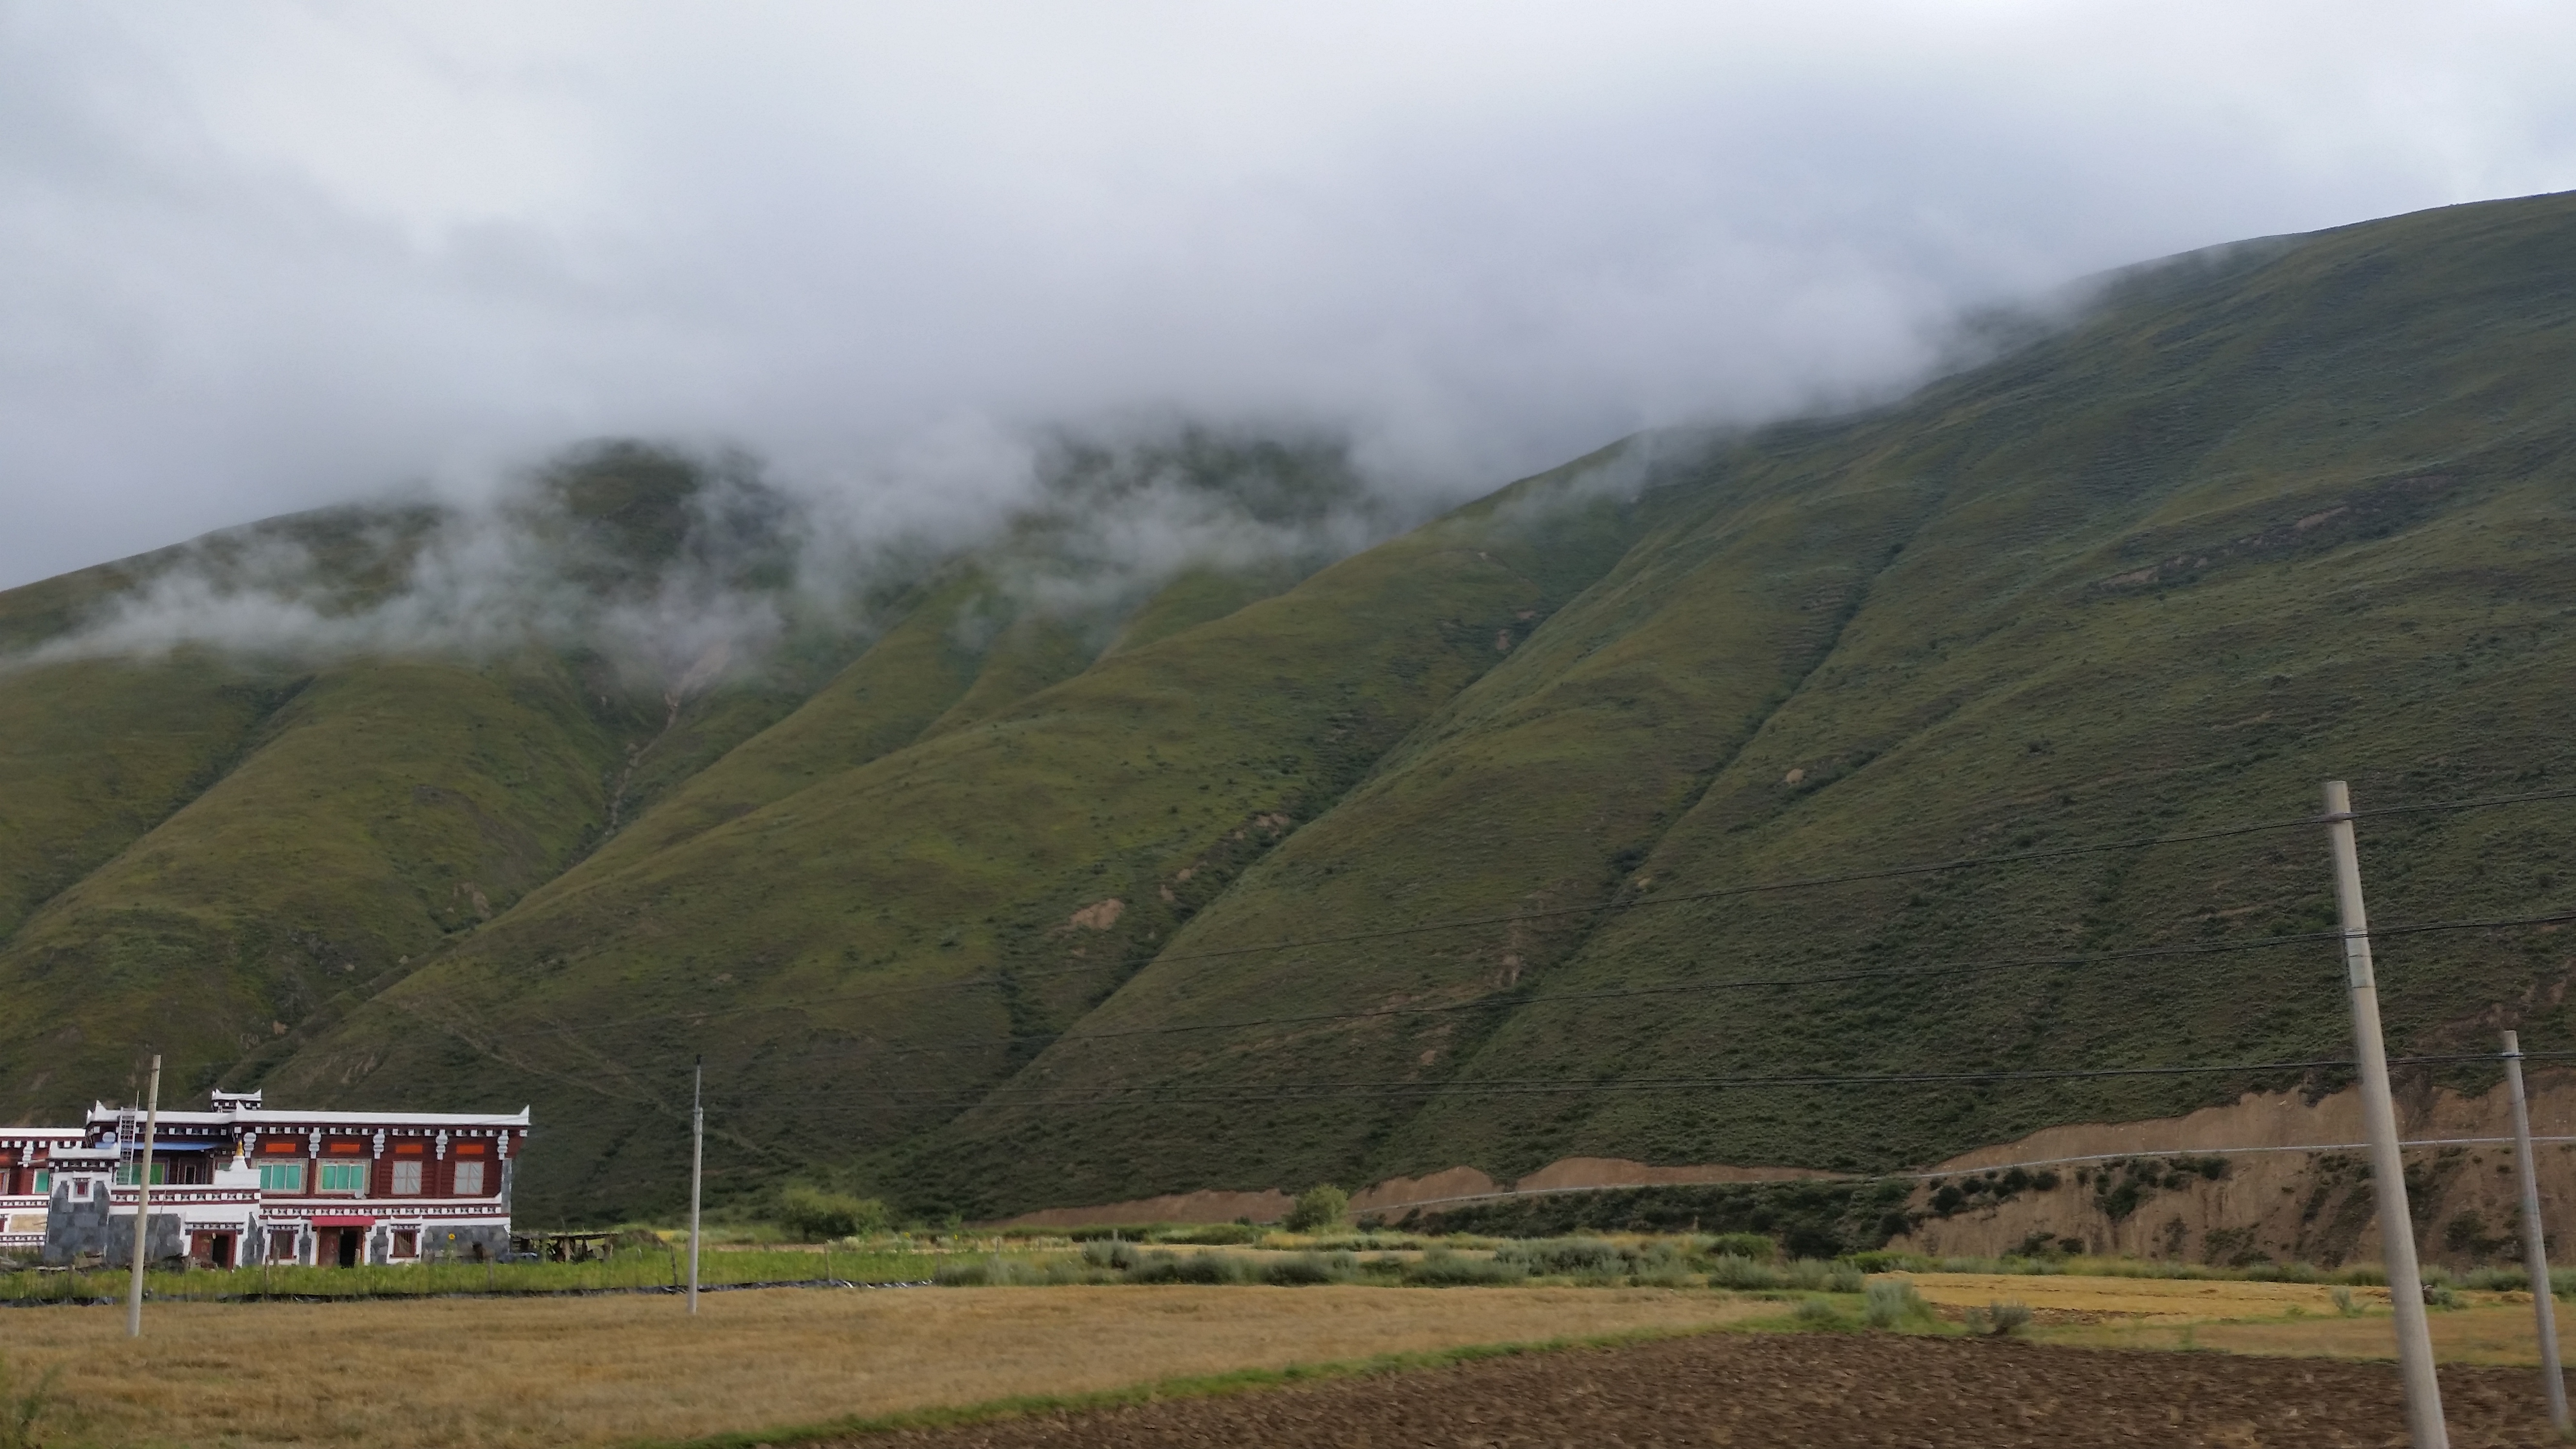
top-left (2177, 1303), bottom-right (2576, 1365)
top-left (1908, 1272), bottom-right (2576, 1368)
top-left (14, 1273), bottom-right (2571, 1447)
top-left (0, 1285), bottom-right (1770, 1449)
top-left (2031, 1295), bottom-right (2576, 1366)
top-left (1905, 1271), bottom-right (2383, 1323)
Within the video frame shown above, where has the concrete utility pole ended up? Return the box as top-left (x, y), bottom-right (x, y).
top-left (125, 1053), bottom-right (162, 1339)
top-left (2322, 780), bottom-right (2447, 1449)
top-left (2502, 1030), bottom-right (2570, 1437)
top-left (688, 1056), bottom-right (704, 1316)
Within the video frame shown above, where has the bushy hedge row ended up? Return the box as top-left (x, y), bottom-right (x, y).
top-left (934, 1234), bottom-right (1870, 1290)
top-left (1397, 1180), bottom-right (1914, 1257)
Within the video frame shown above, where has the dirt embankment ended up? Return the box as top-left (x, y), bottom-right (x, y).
top-left (1000, 1070), bottom-right (2576, 1267)
top-left (1894, 1069), bottom-right (2576, 1267)
top-left (858, 1331), bottom-right (2560, 1449)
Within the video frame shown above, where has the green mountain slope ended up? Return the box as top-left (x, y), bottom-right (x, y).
top-left (920, 191), bottom-right (2576, 1214)
top-left (5, 192), bottom-right (2573, 1227)
top-left (0, 429), bottom-right (1390, 1159)
top-left (910, 444), bottom-right (1946, 1209)
top-left (0, 656), bottom-right (283, 953)
top-left (252, 457), bottom-right (1652, 1218)
top-left (0, 657), bottom-right (629, 1112)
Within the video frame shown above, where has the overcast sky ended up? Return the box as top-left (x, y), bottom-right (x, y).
top-left (2, 1), bottom-right (2572, 590)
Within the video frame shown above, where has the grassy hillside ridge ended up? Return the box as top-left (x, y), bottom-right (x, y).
top-left (1378, 190), bottom-right (2576, 1184)
top-left (907, 443), bottom-right (1948, 1211)
top-left (253, 451), bottom-right (1658, 1220)
top-left (0, 656), bottom-right (632, 1113)
top-left (0, 449), bottom-right (878, 1116)
top-left (902, 191), bottom-right (2576, 1216)
top-left (0, 507), bottom-right (466, 976)
top-left (0, 657), bottom-right (289, 949)
top-left (0, 502), bottom-right (452, 660)
top-left (559, 568), bottom-right (1005, 878)
top-left (0, 429), bottom-right (1390, 1126)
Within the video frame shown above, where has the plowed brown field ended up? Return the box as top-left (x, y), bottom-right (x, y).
top-left (862, 1332), bottom-right (2562, 1448)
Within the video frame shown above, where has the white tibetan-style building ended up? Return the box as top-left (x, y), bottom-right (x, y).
top-left (0, 1126), bottom-right (84, 1256)
top-left (23, 1091), bottom-right (529, 1269)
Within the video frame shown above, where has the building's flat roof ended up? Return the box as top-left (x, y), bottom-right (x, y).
top-left (84, 1105), bottom-right (531, 1129)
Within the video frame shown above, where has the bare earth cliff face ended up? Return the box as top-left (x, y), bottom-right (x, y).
top-left (1011, 1068), bottom-right (2576, 1274)
top-left (1892, 1067), bottom-right (2576, 1268)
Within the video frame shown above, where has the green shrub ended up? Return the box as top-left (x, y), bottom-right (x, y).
top-left (1964, 1300), bottom-right (2032, 1336)
top-left (934, 1255), bottom-right (1050, 1287)
top-left (1495, 1238), bottom-right (1624, 1277)
top-left (1784, 1258), bottom-right (1844, 1291)
top-left (1260, 1251), bottom-right (1356, 1286)
top-left (2330, 1286), bottom-right (2359, 1317)
top-left (1864, 1279), bottom-right (1933, 1329)
top-left (779, 1185), bottom-right (891, 1242)
top-left (1706, 1255), bottom-right (1783, 1291)
top-left (1123, 1250), bottom-right (1253, 1285)
top-left (1283, 1186), bottom-right (1350, 1233)
top-left (1705, 1232), bottom-right (1777, 1261)
top-left (1794, 1297), bottom-right (1851, 1329)
top-left (1626, 1240), bottom-right (1693, 1287)
top-left (1629, 1240), bottom-right (1687, 1270)
top-left (1403, 1248), bottom-right (1526, 1286)
top-left (1080, 1239), bottom-right (1141, 1271)
top-left (1180, 1251), bottom-right (1252, 1284)
top-left (1310, 1232), bottom-right (1427, 1252)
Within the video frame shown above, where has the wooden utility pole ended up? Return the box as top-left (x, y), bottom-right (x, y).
top-left (689, 1057), bottom-right (704, 1316)
top-left (2502, 1030), bottom-right (2569, 1437)
top-left (2322, 780), bottom-right (2446, 1448)
top-left (125, 1054), bottom-right (162, 1339)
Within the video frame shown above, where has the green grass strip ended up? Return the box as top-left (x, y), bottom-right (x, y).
top-left (639, 1315), bottom-right (1782, 1449)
